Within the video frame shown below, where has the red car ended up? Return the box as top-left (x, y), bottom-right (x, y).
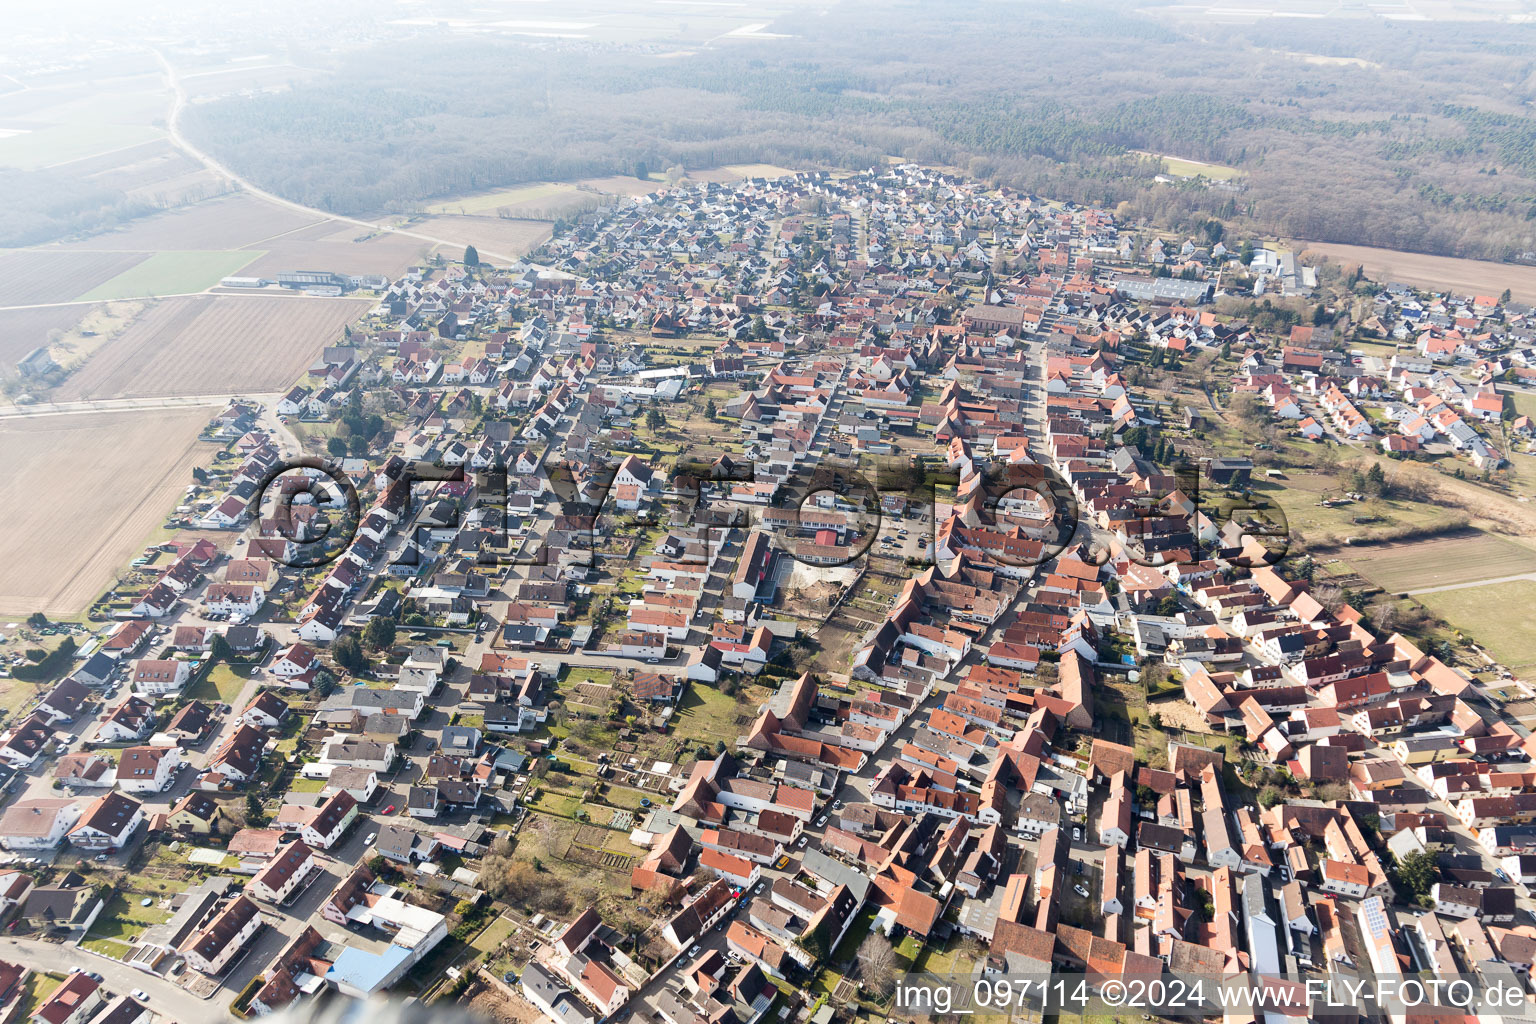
top-left (383, 804), bottom-right (397, 815)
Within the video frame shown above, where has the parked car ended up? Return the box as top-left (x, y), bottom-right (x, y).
top-left (796, 836), bottom-right (808, 848)
top-left (688, 945), bottom-right (701, 959)
top-left (816, 815), bottom-right (828, 827)
top-left (1073, 885), bottom-right (1089, 898)
top-left (131, 991), bottom-right (150, 1003)
top-left (1072, 827), bottom-right (1083, 842)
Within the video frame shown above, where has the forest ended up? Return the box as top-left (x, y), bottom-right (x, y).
top-left (165, 1), bottom-right (1536, 260)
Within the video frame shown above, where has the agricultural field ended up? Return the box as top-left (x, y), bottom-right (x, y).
top-left (1252, 469), bottom-right (1459, 547)
top-left (0, 406), bottom-right (215, 616)
top-left (55, 293), bottom-right (370, 401)
top-left (1129, 151), bottom-right (1241, 180)
top-left (1300, 241), bottom-right (1536, 303)
top-left (0, 305), bottom-right (92, 378)
top-left (235, 219), bottom-right (431, 280)
top-left (38, 301), bottom-right (146, 375)
top-left (687, 164), bottom-right (800, 183)
top-left (0, 251), bottom-right (148, 306)
top-left (1340, 531), bottom-right (1536, 594)
top-left (405, 215), bottom-right (553, 263)
top-left (55, 139), bottom-right (215, 200)
top-left (0, 84), bottom-right (166, 169)
top-left (1417, 579), bottom-right (1536, 675)
top-left (53, 193), bottom-right (321, 252)
top-left (76, 250), bottom-right (261, 301)
top-left (424, 182), bottom-right (584, 217)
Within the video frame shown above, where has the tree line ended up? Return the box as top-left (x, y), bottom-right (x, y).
top-left (157, 0), bottom-right (1536, 262)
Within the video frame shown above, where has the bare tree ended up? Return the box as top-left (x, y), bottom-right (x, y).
top-left (1312, 582), bottom-right (1346, 614)
top-left (1368, 599), bottom-right (1401, 634)
top-left (858, 933), bottom-right (899, 998)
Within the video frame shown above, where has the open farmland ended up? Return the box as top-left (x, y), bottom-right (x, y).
top-left (1130, 151), bottom-right (1241, 180)
top-left (686, 164), bottom-right (800, 183)
top-left (1417, 579), bottom-right (1536, 676)
top-left (0, 305), bottom-right (91, 377)
top-left (76, 251), bottom-right (261, 301)
top-left (55, 294), bottom-right (369, 400)
top-left (1342, 531), bottom-right (1536, 594)
top-left (0, 82), bottom-right (166, 169)
top-left (1251, 470), bottom-right (1459, 547)
top-left (0, 251), bottom-right (149, 307)
top-left (53, 139), bottom-right (215, 198)
top-left (405, 216), bottom-right (552, 263)
top-left (1300, 241), bottom-right (1536, 303)
top-left (235, 220), bottom-right (431, 279)
top-left (52, 193), bottom-right (321, 252)
top-left (0, 407), bottom-right (215, 616)
top-left (424, 182), bottom-right (581, 216)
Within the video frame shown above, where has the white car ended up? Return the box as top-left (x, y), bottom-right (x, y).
top-left (131, 990), bottom-right (150, 1003)
top-left (1073, 885), bottom-right (1089, 898)
top-left (364, 833), bottom-right (378, 847)
top-left (688, 945), bottom-right (702, 959)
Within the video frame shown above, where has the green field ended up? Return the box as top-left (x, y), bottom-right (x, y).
top-left (1417, 579), bottom-right (1536, 673)
top-left (19, 974), bottom-right (63, 1018)
top-left (0, 122), bottom-right (162, 170)
top-left (671, 681), bottom-right (749, 746)
top-left (1130, 151), bottom-right (1241, 180)
top-left (81, 891), bottom-right (172, 957)
top-left (1343, 531), bottom-right (1536, 594)
top-left (1254, 473), bottom-right (1457, 545)
top-left (1507, 390), bottom-right (1536, 422)
top-left (471, 915), bottom-right (518, 954)
top-left (187, 661), bottom-right (255, 703)
top-left (424, 183), bottom-right (576, 215)
top-left (77, 250), bottom-right (262, 300)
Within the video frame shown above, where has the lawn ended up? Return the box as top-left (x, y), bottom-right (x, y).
top-left (76, 251), bottom-right (263, 300)
top-left (1508, 390), bottom-right (1536, 422)
top-left (830, 904), bottom-right (880, 963)
top-left (19, 974), bottom-right (63, 1018)
top-left (911, 943), bottom-right (975, 977)
top-left (671, 681), bottom-right (750, 746)
top-left (187, 660), bottom-right (255, 702)
top-left (471, 915), bottom-right (518, 954)
top-left (82, 891), bottom-right (172, 956)
top-left (1417, 579), bottom-right (1536, 674)
top-left (592, 784), bottom-right (655, 811)
top-left (526, 789), bottom-right (583, 819)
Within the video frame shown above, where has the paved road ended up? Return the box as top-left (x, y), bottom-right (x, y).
top-left (1404, 572), bottom-right (1536, 596)
top-left (0, 292), bottom-right (365, 313)
top-left (0, 393), bottom-right (281, 420)
top-left (2, 936), bottom-right (220, 1022)
top-left (154, 51), bottom-right (530, 267)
